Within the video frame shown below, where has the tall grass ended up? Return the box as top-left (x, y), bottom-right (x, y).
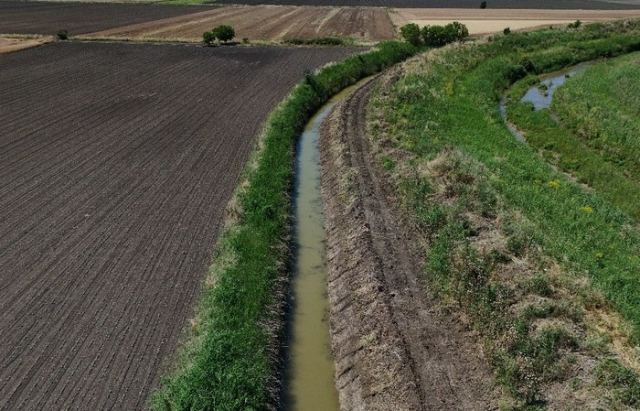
top-left (150, 41), bottom-right (416, 411)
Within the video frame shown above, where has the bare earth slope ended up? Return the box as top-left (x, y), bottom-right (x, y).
top-left (321, 78), bottom-right (498, 410)
top-left (0, 1), bottom-right (214, 35)
top-left (0, 42), bottom-right (354, 411)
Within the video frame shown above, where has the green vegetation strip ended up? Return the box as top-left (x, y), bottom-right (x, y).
top-left (150, 41), bottom-right (416, 411)
top-left (507, 52), bottom-right (640, 218)
top-left (373, 21), bottom-right (640, 407)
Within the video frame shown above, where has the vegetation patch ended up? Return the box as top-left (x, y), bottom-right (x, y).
top-left (369, 21), bottom-right (640, 408)
top-left (150, 41), bottom-right (417, 411)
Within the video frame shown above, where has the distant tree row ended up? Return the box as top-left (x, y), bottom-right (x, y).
top-left (400, 22), bottom-right (469, 48)
top-left (203, 25), bottom-right (235, 46)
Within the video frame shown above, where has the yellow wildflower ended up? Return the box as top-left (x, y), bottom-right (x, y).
top-left (547, 179), bottom-right (561, 189)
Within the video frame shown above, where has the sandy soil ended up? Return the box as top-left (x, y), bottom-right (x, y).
top-left (320, 76), bottom-right (499, 410)
top-left (0, 36), bottom-right (52, 54)
top-left (85, 5), bottom-right (396, 42)
top-left (391, 8), bottom-right (640, 34)
top-left (0, 41), bottom-right (355, 411)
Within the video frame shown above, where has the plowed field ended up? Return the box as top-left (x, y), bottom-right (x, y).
top-left (0, 41), bottom-right (355, 411)
top-left (87, 5), bottom-right (396, 42)
top-left (0, 1), bottom-right (214, 35)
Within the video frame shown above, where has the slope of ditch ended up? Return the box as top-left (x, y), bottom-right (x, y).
top-left (320, 75), bottom-right (499, 410)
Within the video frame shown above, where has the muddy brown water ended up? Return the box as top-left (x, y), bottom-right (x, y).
top-left (284, 82), bottom-right (365, 411)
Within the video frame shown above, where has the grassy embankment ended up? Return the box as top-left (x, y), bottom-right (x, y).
top-left (150, 41), bottom-right (416, 411)
top-left (369, 21), bottom-right (640, 408)
top-left (507, 51), bottom-right (640, 218)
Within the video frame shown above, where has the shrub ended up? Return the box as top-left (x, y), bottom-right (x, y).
top-left (450, 21), bottom-right (469, 39)
top-left (57, 30), bottom-right (68, 41)
top-left (212, 25), bottom-right (235, 43)
top-left (569, 20), bottom-right (582, 29)
top-left (400, 23), bottom-right (422, 47)
top-left (422, 25), bottom-right (448, 47)
top-left (422, 22), bottom-right (469, 47)
top-left (202, 31), bottom-right (215, 46)
top-left (504, 27), bottom-right (512, 35)
top-left (480, 1), bottom-right (487, 8)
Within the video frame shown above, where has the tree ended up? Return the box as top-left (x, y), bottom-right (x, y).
top-left (400, 23), bottom-right (422, 47)
top-left (203, 31), bottom-right (215, 46)
top-left (57, 29), bottom-right (69, 40)
top-left (449, 21), bottom-right (469, 40)
top-left (480, 1), bottom-right (487, 8)
top-left (212, 25), bottom-right (235, 43)
top-left (503, 27), bottom-right (511, 35)
top-left (422, 25), bottom-right (446, 47)
top-left (421, 22), bottom-right (468, 47)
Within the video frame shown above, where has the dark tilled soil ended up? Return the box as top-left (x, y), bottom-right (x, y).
top-left (0, 1), bottom-right (215, 35)
top-left (0, 41), bottom-right (355, 411)
top-left (219, 0), bottom-right (640, 9)
top-left (321, 78), bottom-right (499, 410)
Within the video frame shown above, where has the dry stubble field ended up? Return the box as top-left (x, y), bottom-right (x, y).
top-left (0, 41), bottom-right (355, 411)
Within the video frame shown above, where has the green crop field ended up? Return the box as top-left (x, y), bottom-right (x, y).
top-left (370, 21), bottom-right (640, 408)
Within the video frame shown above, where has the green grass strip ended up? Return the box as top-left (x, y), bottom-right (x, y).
top-left (150, 41), bottom-right (417, 411)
